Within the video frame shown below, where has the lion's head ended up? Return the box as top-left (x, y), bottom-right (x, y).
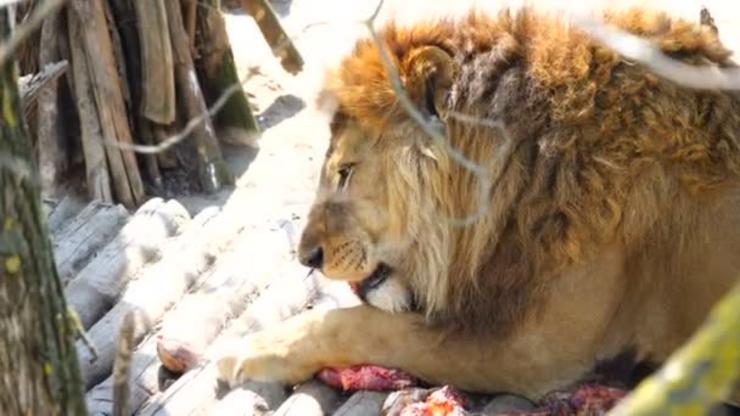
top-left (298, 8), bottom-right (739, 335)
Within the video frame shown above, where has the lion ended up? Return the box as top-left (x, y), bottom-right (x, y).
top-left (217, 7), bottom-right (740, 401)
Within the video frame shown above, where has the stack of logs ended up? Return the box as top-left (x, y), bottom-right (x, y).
top-left (17, 0), bottom-right (302, 209)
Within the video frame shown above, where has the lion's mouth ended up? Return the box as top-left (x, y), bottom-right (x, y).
top-left (348, 263), bottom-right (392, 301)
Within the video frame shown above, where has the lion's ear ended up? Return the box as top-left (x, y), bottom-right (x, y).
top-left (402, 46), bottom-right (456, 120)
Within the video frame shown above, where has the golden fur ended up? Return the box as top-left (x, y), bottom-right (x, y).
top-left (217, 7), bottom-right (740, 400)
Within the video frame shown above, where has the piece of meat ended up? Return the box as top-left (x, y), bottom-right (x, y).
top-left (396, 386), bottom-right (469, 416)
top-left (316, 365), bottom-right (419, 391)
top-left (540, 383), bottom-right (628, 416)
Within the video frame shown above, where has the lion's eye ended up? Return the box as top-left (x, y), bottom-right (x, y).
top-left (337, 164), bottom-right (354, 190)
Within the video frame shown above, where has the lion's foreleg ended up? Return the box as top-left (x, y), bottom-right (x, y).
top-left (216, 305), bottom-right (588, 398)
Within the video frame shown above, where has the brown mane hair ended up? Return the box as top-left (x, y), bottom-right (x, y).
top-left (323, 7), bottom-right (740, 335)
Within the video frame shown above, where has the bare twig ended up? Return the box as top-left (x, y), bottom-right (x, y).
top-left (106, 81), bottom-right (243, 154)
top-left (573, 14), bottom-right (740, 91)
top-left (0, 0), bottom-right (69, 68)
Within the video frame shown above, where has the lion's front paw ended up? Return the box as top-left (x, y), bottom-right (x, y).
top-left (215, 330), bottom-right (319, 390)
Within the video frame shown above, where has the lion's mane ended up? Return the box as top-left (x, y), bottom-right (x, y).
top-left (322, 8), bottom-right (740, 335)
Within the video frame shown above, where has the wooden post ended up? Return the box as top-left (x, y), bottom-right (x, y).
top-left (196, 0), bottom-right (261, 146)
top-left (0, 8), bottom-right (87, 414)
top-left (165, 0), bottom-right (233, 193)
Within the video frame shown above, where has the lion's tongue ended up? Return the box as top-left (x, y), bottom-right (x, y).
top-left (348, 281), bottom-right (361, 296)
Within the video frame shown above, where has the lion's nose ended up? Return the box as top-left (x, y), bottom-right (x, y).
top-left (299, 246), bottom-right (323, 269)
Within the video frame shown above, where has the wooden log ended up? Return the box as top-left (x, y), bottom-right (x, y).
top-left (84, 221), bottom-right (298, 413)
top-left (273, 380), bottom-right (342, 416)
top-left (210, 383), bottom-right (287, 416)
top-left (333, 391), bottom-right (388, 416)
top-left (133, 0), bottom-right (175, 124)
top-left (69, 0), bottom-right (145, 208)
top-left (35, 13), bottom-right (65, 197)
top-left (64, 197), bottom-right (189, 329)
top-left (481, 394), bottom-right (537, 415)
top-left (165, 0), bottom-right (232, 193)
top-left (67, 8), bottom-right (114, 203)
top-left (46, 194), bottom-right (87, 233)
top-left (240, 0), bottom-right (304, 75)
top-left (51, 200), bottom-right (129, 284)
top-left (136, 265), bottom-right (322, 416)
top-left (76, 207), bottom-right (226, 389)
top-left (196, 0), bottom-right (261, 146)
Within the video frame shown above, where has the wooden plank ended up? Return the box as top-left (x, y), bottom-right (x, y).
top-left (52, 200), bottom-right (129, 284)
top-left (35, 13), bottom-right (65, 197)
top-left (70, 0), bottom-right (145, 207)
top-left (133, 0), bottom-right (175, 124)
top-left (64, 198), bottom-right (189, 329)
top-left (273, 380), bottom-right (342, 416)
top-left (67, 7), bottom-right (114, 203)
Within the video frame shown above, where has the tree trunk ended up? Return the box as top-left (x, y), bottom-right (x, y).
top-left (0, 8), bottom-right (87, 416)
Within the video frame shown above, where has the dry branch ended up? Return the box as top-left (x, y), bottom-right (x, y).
top-left (17, 59), bottom-right (67, 119)
top-left (112, 309), bottom-right (136, 416)
top-left (0, 0), bottom-right (68, 68)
